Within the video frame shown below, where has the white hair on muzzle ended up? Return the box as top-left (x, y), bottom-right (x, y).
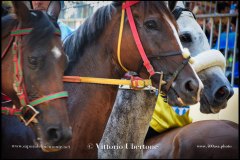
top-left (191, 49), bottom-right (226, 73)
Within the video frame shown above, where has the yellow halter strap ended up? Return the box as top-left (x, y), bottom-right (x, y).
top-left (63, 76), bottom-right (152, 89)
top-left (117, 8), bottom-right (129, 72)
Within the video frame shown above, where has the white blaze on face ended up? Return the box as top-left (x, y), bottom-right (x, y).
top-left (51, 46), bottom-right (62, 59)
top-left (164, 15), bottom-right (203, 102)
top-left (164, 14), bottom-right (184, 52)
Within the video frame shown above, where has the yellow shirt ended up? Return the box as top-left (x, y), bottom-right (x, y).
top-left (150, 94), bottom-right (192, 133)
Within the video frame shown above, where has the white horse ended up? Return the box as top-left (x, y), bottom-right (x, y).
top-left (98, 1), bottom-right (237, 159)
top-left (175, 2), bottom-right (233, 113)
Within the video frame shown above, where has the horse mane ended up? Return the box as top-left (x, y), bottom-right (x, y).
top-left (63, 3), bottom-right (116, 64)
top-left (27, 11), bottom-right (60, 46)
top-left (63, 1), bottom-right (178, 65)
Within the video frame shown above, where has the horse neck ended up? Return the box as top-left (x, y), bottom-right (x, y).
top-left (64, 23), bottom-right (125, 113)
top-left (62, 15), bottom-right (128, 158)
top-left (64, 10), bottom-right (124, 80)
top-left (98, 89), bottom-right (157, 159)
top-left (64, 46), bottom-right (123, 119)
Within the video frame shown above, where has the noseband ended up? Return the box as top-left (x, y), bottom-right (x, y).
top-left (1, 26), bottom-right (68, 126)
top-left (117, 1), bottom-right (194, 93)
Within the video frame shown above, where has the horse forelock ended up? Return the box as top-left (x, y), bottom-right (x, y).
top-left (2, 11), bottom-right (58, 43)
top-left (63, 4), bottom-right (116, 65)
top-left (27, 11), bottom-right (59, 45)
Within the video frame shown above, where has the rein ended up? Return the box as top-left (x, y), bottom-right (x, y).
top-left (1, 27), bottom-right (68, 126)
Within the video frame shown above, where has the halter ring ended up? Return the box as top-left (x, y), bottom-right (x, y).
top-left (148, 71), bottom-right (167, 93)
top-left (19, 105), bottom-right (39, 126)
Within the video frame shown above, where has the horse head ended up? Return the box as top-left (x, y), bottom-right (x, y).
top-left (112, 1), bottom-right (203, 106)
top-left (1, 1), bottom-right (71, 151)
top-left (170, 1), bottom-right (234, 113)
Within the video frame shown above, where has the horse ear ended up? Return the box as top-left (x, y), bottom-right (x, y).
top-left (12, 1), bottom-right (31, 23)
top-left (168, 1), bottom-right (177, 11)
top-left (47, 1), bottom-right (61, 21)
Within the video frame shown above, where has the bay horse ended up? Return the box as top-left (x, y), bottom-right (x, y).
top-left (98, 1), bottom-right (237, 159)
top-left (1, 1), bottom-right (71, 157)
top-left (58, 1), bottom-right (202, 158)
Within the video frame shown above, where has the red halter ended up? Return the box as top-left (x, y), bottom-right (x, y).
top-left (122, 1), bottom-right (155, 76)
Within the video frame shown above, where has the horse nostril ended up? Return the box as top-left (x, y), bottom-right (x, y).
top-left (185, 80), bottom-right (194, 92)
top-left (46, 126), bottom-right (72, 145)
top-left (47, 127), bottom-right (61, 143)
top-left (214, 86), bottom-right (230, 100)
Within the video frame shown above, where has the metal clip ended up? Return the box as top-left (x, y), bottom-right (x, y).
top-left (158, 72), bottom-right (165, 93)
top-left (149, 72), bottom-right (166, 92)
top-left (19, 105), bottom-right (39, 126)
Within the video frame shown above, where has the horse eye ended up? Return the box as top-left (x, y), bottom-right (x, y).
top-left (179, 33), bottom-right (192, 43)
top-left (144, 20), bottom-right (158, 30)
top-left (28, 56), bottom-right (38, 65)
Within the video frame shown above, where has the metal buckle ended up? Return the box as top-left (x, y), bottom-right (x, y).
top-left (131, 79), bottom-right (146, 90)
top-left (19, 105), bottom-right (39, 126)
top-left (148, 72), bottom-right (167, 95)
top-left (149, 71), bottom-right (167, 92)
top-left (158, 72), bottom-right (164, 93)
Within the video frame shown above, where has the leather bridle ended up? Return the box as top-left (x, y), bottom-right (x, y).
top-left (1, 25), bottom-right (69, 126)
top-left (117, 1), bottom-right (194, 93)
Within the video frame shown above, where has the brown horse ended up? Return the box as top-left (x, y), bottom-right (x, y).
top-left (143, 120), bottom-right (238, 159)
top-left (57, 1), bottom-right (202, 158)
top-left (1, 1), bottom-right (71, 157)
